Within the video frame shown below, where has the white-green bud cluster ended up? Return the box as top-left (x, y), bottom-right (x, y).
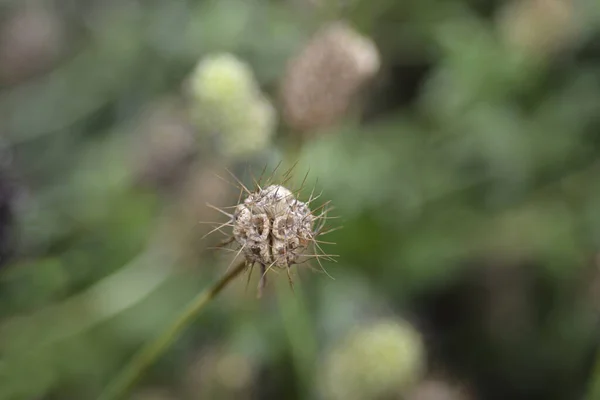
top-left (188, 53), bottom-right (276, 158)
top-left (320, 320), bottom-right (426, 400)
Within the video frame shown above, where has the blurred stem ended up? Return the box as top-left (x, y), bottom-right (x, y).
top-left (276, 277), bottom-right (317, 399)
top-left (98, 259), bottom-right (247, 400)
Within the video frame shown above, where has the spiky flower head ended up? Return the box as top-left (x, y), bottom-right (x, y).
top-left (204, 165), bottom-right (337, 297)
top-left (233, 184), bottom-right (315, 267)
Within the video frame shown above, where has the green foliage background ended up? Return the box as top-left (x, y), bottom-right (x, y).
top-left (0, 0), bottom-right (600, 399)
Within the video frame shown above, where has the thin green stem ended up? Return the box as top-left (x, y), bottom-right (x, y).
top-left (98, 259), bottom-right (247, 400)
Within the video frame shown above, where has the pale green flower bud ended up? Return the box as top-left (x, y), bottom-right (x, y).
top-left (320, 319), bottom-right (426, 400)
top-left (187, 53), bottom-right (276, 158)
top-left (189, 53), bottom-right (257, 107)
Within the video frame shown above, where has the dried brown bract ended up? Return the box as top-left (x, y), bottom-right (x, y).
top-left (202, 164), bottom-right (339, 297)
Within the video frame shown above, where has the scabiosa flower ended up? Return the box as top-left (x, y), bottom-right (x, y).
top-left (280, 21), bottom-right (380, 132)
top-left (186, 53), bottom-right (277, 158)
top-left (203, 165), bottom-right (337, 297)
top-left (320, 319), bottom-right (426, 400)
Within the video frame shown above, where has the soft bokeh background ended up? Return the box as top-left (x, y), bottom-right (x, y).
top-left (1, 0), bottom-right (600, 399)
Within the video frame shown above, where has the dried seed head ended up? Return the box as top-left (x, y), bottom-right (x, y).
top-left (233, 184), bottom-right (314, 267)
top-left (496, 0), bottom-right (578, 59)
top-left (203, 167), bottom-right (337, 296)
top-left (280, 21), bottom-right (380, 132)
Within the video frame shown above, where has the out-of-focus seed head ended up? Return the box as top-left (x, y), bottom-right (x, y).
top-left (0, 5), bottom-right (65, 85)
top-left (203, 165), bottom-right (337, 297)
top-left (497, 0), bottom-right (578, 60)
top-left (186, 53), bottom-right (277, 158)
top-left (280, 21), bottom-right (380, 132)
top-left (320, 319), bottom-right (426, 400)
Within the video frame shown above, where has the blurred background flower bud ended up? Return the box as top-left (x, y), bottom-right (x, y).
top-left (496, 0), bottom-right (578, 60)
top-left (280, 21), bottom-right (380, 133)
top-left (320, 319), bottom-right (426, 400)
top-left (186, 53), bottom-right (277, 159)
top-left (407, 378), bottom-right (474, 400)
top-left (281, 22), bottom-right (380, 131)
top-left (0, 4), bottom-right (66, 86)
top-left (132, 97), bottom-right (197, 191)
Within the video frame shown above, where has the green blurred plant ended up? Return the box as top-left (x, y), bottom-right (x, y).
top-left (98, 259), bottom-right (247, 400)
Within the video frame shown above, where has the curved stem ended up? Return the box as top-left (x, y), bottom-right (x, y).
top-left (98, 259), bottom-right (247, 400)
